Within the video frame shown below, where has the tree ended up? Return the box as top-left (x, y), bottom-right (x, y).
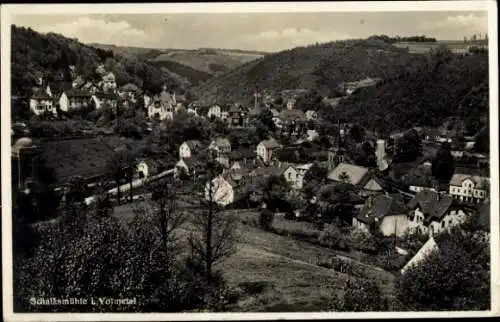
top-left (395, 129), bottom-right (422, 162)
top-left (397, 229), bottom-right (489, 310)
top-left (432, 142), bottom-right (455, 183)
top-left (188, 152), bottom-right (237, 285)
top-left (259, 207), bottom-right (274, 231)
top-left (338, 171), bottom-right (350, 184)
top-left (105, 149), bottom-right (135, 205)
top-left (334, 278), bottom-right (387, 311)
top-left (261, 174), bottom-right (290, 212)
top-left (348, 124), bottom-right (365, 143)
top-left (474, 126), bottom-right (489, 153)
top-left (136, 179), bottom-right (187, 260)
top-left (258, 108), bottom-right (276, 132)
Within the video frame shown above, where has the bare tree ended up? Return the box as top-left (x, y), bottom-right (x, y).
top-left (188, 151), bottom-right (236, 284)
top-left (133, 179), bottom-right (187, 262)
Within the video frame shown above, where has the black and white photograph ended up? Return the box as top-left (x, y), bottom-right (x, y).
top-left (1, 1), bottom-right (498, 320)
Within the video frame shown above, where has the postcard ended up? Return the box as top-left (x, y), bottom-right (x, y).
top-left (1, 1), bottom-right (498, 321)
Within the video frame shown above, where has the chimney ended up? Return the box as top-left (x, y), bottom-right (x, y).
top-left (376, 139), bottom-right (386, 170)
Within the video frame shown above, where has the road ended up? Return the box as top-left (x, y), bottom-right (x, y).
top-left (85, 168), bottom-right (175, 205)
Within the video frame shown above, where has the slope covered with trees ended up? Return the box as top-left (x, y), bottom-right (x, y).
top-left (330, 48), bottom-right (489, 136)
top-left (192, 38), bottom-right (425, 106)
top-left (11, 25), bottom-right (185, 97)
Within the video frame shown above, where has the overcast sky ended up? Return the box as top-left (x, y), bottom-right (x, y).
top-left (11, 11), bottom-right (488, 52)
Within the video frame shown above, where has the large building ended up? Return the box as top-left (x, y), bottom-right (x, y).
top-left (448, 173), bottom-right (489, 203)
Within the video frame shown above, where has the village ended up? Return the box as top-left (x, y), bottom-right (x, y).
top-left (7, 13), bottom-right (492, 312)
top-left (13, 59), bottom-right (490, 278)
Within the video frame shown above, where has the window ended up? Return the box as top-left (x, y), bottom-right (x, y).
top-left (441, 221), bottom-right (445, 228)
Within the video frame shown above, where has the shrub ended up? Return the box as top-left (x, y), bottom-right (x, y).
top-left (348, 229), bottom-right (378, 254)
top-left (259, 209), bottom-right (274, 231)
top-left (238, 281), bottom-right (271, 295)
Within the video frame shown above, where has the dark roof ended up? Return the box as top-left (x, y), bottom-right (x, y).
top-left (96, 92), bottom-right (119, 100)
top-left (230, 148), bottom-right (256, 161)
top-left (407, 190), bottom-right (456, 222)
top-left (182, 157), bottom-right (205, 169)
top-left (48, 82), bottom-right (73, 97)
top-left (65, 89), bottom-right (92, 98)
top-left (279, 109), bottom-right (306, 122)
top-left (32, 91), bottom-right (52, 100)
top-left (358, 194), bottom-right (409, 224)
top-left (260, 138), bottom-right (281, 149)
top-left (184, 140), bottom-right (203, 151)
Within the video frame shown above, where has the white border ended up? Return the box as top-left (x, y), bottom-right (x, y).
top-left (1, 1), bottom-right (498, 321)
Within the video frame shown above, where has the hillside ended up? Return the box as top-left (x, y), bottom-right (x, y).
top-left (11, 26), bottom-right (185, 98)
top-left (332, 52), bottom-right (489, 135)
top-left (91, 43), bottom-right (266, 76)
top-left (149, 48), bottom-right (265, 75)
top-left (192, 38), bottom-right (426, 106)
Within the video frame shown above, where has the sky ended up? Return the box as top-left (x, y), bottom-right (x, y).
top-left (11, 11), bottom-right (489, 52)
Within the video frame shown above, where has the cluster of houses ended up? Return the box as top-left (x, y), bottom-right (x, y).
top-left (131, 128), bottom-right (490, 244)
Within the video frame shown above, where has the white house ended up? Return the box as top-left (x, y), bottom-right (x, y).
top-left (286, 98), bottom-right (296, 110)
top-left (449, 173), bottom-right (489, 203)
top-left (205, 174), bottom-right (235, 207)
top-left (305, 110), bottom-right (318, 121)
top-left (148, 86), bottom-right (175, 120)
top-left (283, 163), bottom-right (313, 190)
top-left (59, 89), bottom-right (92, 112)
top-left (91, 92), bottom-right (118, 110)
top-left (407, 190), bottom-right (469, 237)
top-left (207, 104), bottom-right (228, 120)
top-left (179, 140), bottom-right (202, 159)
top-left (30, 92), bottom-right (55, 116)
top-left (102, 72), bottom-right (117, 93)
top-left (270, 109), bottom-right (282, 128)
top-left (209, 138), bottom-right (231, 155)
top-left (256, 138), bottom-right (282, 165)
top-left (400, 236), bottom-right (439, 275)
top-left (354, 194), bottom-right (410, 237)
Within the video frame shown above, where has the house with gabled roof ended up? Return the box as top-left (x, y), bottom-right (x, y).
top-left (227, 104), bottom-right (249, 128)
top-left (283, 163), bottom-right (313, 190)
top-left (207, 104), bottom-right (229, 121)
top-left (354, 194), bottom-right (410, 237)
top-left (448, 173), bottom-right (489, 203)
top-left (407, 190), bottom-right (469, 237)
top-left (174, 156), bottom-right (206, 178)
top-left (205, 170), bottom-right (252, 207)
top-left (102, 72), bottom-right (117, 93)
top-left (257, 138), bottom-right (282, 164)
top-left (59, 89), bottom-right (92, 112)
top-left (179, 140), bottom-right (203, 159)
top-left (229, 148), bottom-right (256, 171)
top-left (30, 91), bottom-right (55, 116)
top-left (327, 162), bottom-right (385, 197)
top-left (148, 85), bottom-right (175, 120)
top-left (92, 91), bottom-right (119, 110)
top-left (278, 109), bottom-right (307, 137)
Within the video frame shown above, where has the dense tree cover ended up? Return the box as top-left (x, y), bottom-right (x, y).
top-left (394, 129), bottom-right (422, 162)
top-left (148, 60), bottom-right (214, 86)
top-left (397, 228), bottom-right (490, 310)
top-left (11, 25), bottom-right (184, 98)
top-left (432, 142), bottom-right (455, 183)
top-left (14, 178), bottom-right (238, 312)
top-left (459, 82), bottom-right (489, 135)
top-left (193, 38), bottom-right (422, 106)
top-left (368, 34), bottom-right (437, 43)
top-left (332, 51), bottom-right (488, 134)
top-left (474, 126), bottom-right (490, 153)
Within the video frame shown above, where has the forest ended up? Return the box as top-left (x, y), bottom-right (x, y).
top-left (11, 25), bottom-right (185, 97)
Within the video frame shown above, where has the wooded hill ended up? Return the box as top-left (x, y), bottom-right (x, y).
top-left (332, 50), bottom-right (489, 136)
top-left (11, 25), bottom-right (187, 97)
top-left (191, 38), bottom-right (426, 106)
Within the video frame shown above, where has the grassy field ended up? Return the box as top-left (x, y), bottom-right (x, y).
top-left (112, 203), bottom-right (396, 311)
top-left (393, 40), bottom-right (488, 54)
top-left (150, 49), bottom-right (264, 75)
top-left (38, 135), bottom-right (148, 184)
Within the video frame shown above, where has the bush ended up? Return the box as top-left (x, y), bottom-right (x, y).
top-left (317, 224), bottom-right (350, 251)
top-left (259, 209), bottom-right (274, 231)
top-left (238, 281), bottom-right (271, 295)
top-left (348, 229), bottom-right (378, 254)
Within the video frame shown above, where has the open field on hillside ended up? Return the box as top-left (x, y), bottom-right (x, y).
top-left (112, 203), bottom-right (396, 311)
top-left (394, 40), bottom-right (488, 54)
top-left (150, 50), bottom-right (264, 75)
